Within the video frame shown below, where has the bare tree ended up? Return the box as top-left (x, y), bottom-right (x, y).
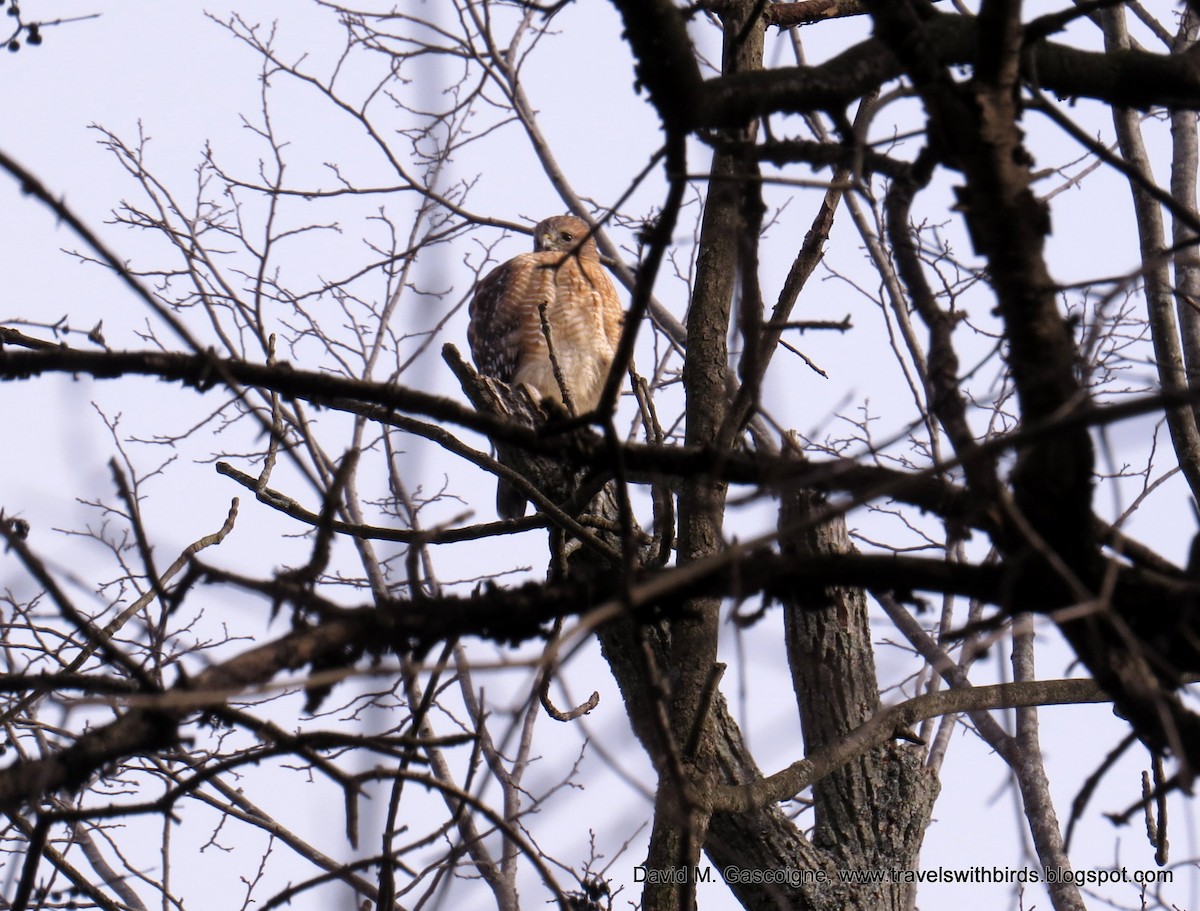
top-left (2, 2), bottom-right (1200, 909)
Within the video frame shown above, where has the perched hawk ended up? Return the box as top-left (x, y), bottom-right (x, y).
top-left (468, 215), bottom-right (624, 519)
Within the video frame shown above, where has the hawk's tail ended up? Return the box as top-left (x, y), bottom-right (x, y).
top-left (496, 478), bottom-right (529, 520)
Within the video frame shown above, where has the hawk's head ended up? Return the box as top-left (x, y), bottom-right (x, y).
top-left (533, 215), bottom-right (598, 260)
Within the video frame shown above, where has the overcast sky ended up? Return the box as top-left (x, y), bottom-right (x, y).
top-left (1, 3), bottom-right (1196, 910)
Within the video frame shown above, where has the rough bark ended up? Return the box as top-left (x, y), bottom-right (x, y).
top-left (781, 489), bottom-right (938, 911)
top-left (635, 5), bottom-right (768, 910)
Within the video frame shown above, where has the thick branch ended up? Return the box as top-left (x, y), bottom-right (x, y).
top-left (713, 679), bottom-right (1107, 813)
top-left (702, 12), bottom-right (1200, 128)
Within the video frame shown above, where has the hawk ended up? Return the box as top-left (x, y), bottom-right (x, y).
top-left (468, 215), bottom-right (624, 519)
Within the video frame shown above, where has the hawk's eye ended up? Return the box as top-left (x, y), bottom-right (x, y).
top-left (560, 232), bottom-right (573, 243)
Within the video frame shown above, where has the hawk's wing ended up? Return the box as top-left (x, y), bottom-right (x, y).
top-left (582, 257), bottom-right (625, 355)
top-left (468, 252), bottom-right (548, 385)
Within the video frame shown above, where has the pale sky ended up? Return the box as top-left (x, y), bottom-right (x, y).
top-left (1, 3), bottom-right (1195, 909)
